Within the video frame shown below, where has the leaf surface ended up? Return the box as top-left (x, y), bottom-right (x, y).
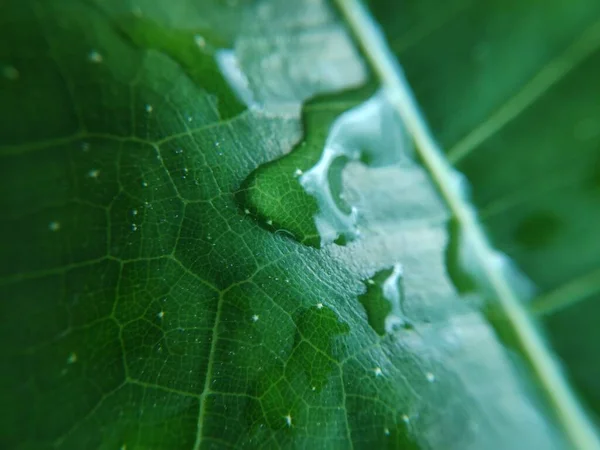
top-left (0, 0), bottom-right (596, 449)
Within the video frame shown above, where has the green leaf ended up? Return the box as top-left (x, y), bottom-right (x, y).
top-left (1, 1), bottom-right (598, 450)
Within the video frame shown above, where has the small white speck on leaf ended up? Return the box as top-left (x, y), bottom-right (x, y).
top-left (284, 414), bottom-right (292, 427)
top-left (194, 34), bottom-right (206, 49)
top-left (251, 314), bottom-right (259, 322)
top-left (158, 311), bottom-right (164, 319)
top-left (141, 181), bottom-right (148, 187)
top-left (384, 428), bottom-right (390, 436)
top-left (294, 168), bottom-right (303, 177)
top-left (374, 367), bottom-right (383, 377)
top-left (132, 209), bottom-right (138, 216)
top-left (367, 279), bottom-right (375, 285)
top-left (88, 50), bottom-right (103, 63)
top-left (2, 65), bottom-right (19, 80)
top-left (87, 168), bottom-right (100, 179)
top-left (266, 219), bottom-right (273, 226)
top-left (311, 386), bottom-right (316, 391)
top-left (426, 372), bottom-right (435, 382)
top-left (48, 221), bottom-right (61, 232)
top-left (316, 302), bottom-right (323, 309)
top-left (402, 414), bottom-right (410, 424)
top-left (131, 224), bottom-right (138, 231)
top-left (145, 104), bottom-right (153, 113)
top-left (67, 352), bottom-right (77, 364)
top-left (244, 208), bottom-right (250, 215)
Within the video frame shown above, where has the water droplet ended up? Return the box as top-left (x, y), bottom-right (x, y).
top-left (48, 221), bottom-right (61, 232)
top-left (300, 90), bottom-right (410, 246)
top-left (194, 34), bottom-right (206, 49)
top-left (157, 311), bottom-right (164, 319)
top-left (145, 104), bottom-right (153, 113)
top-left (87, 168), bottom-right (100, 179)
top-left (87, 50), bottom-right (103, 63)
top-left (132, 209), bottom-right (138, 216)
top-left (131, 224), bottom-right (138, 231)
top-left (449, 168), bottom-right (471, 201)
top-left (384, 427), bottom-right (390, 436)
top-left (382, 263), bottom-right (409, 332)
top-left (316, 302), bottom-right (323, 309)
top-left (175, 148), bottom-right (183, 154)
top-left (251, 314), bottom-right (259, 322)
top-left (373, 367), bottom-right (383, 377)
top-left (67, 352), bottom-right (77, 364)
top-left (141, 181), bottom-right (148, 187)
top-left (425, 372), bottom-right (435, 382)
top-left (284, 413), bottom-right (292, 427)
top-left (358, 264), bottom-right (410, 336)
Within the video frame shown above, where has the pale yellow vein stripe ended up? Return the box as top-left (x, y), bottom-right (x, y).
top-left (447, 17), bottom-right (600, 164)
top-left (531, 267), bottom-right (600, 316)
top-left (335, 0), bottom-right (600, 448)
top-left (193, 291), bottom-right (225, 450)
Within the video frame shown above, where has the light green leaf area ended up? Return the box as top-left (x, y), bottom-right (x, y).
top-left (367, 0), bottom-right (600, 418)
top-left (0, 1), bottom-right (582, 450)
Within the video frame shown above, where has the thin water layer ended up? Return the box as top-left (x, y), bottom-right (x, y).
top-left (359, 264), bottom-right (411, 336)
top-left (216, 49), bottom-right (259, 110)
top-left (300, 89), bottom-right (411, 246)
